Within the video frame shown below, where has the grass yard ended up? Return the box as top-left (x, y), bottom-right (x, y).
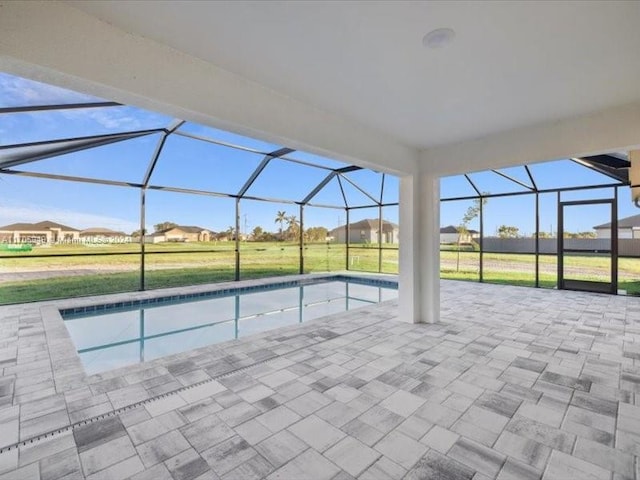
top-left (1, 242), bottom-right (639, 303)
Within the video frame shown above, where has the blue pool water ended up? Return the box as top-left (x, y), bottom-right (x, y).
top-left (62, 278), bottom-right (397, 374)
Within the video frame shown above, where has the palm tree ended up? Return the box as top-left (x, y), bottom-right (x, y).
top-left (275, 210), bottom-right (287, 240)
top-left (286, 215), bottom-right (300, 241)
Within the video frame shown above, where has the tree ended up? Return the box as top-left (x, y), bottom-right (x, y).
top-left (456, 197), bottom-right (486, 272)
top-left (274, 211), bottom-right (287, 240)
top-left (251, 226), bottom-right (264, 241)
top-left (285, 215), bottom-right (300, 240)
top-left (306, 226), bottom-right (328, 242)
top-left (497, 225), bottom-right (520, 238)
top-left (532, 231), bottom-right (553, 238)
top-left (154, 221), bottom-right (177, 232)
top-left (131, 229), bottom-right (145, 238)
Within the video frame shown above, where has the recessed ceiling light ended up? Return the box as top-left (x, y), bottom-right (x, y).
top-left (423, 28), bottom-right (456, 49)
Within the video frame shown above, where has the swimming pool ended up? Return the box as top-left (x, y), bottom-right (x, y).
top-left (62, 277), bottom-right (397, 374)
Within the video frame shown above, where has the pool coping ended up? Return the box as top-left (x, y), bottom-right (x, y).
top-left (7, 272), bottom-right (398, 399)
top-left (0, 272), bottom-right (399, 451)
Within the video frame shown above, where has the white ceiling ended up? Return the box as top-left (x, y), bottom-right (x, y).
top-left (69, 1), bottom-right (640, 150)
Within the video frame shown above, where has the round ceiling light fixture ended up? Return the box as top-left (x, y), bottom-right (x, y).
top-left (423, 28), bottom-right (456, 49)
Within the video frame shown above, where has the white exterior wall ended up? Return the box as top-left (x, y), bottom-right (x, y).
top-left (440, 233), bottom-right (459, 244)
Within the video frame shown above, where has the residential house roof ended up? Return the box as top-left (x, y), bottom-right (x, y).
top-left (594, 214), bottom-right (640, 229)
top-left (152, 225), bottom-right (213, 235)
top-left (440, 225), bottom-right (479, 234)
top-left (0, 220), bottom-right (79, 232)
top-left (330, 219), bottom-right (398, 234)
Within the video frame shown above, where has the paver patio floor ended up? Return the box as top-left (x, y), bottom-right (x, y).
top-left (0, 279), bottom-right (639, 479)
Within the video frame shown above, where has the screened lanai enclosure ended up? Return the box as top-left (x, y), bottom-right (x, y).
top-left (440, 156), bottom-right (640, 296)
top-left (0, 73), bottom-right (399, 304)
top-left (2, 72), bottom-right (640, 304)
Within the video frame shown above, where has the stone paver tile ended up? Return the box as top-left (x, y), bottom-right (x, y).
top-left (285, 390), bottom-right (332, 416)
top-left (324, 436), bottom-right (380, 477)
top-left (288, 414), bottom-right (345, 452)
top-left (358, 405), bottom-right (404, 434)
top-left (460, 405), bottom-right (509, 434)
top-left (448, 437), bottom-right (506, 478)
top-left (19, 409), bottom-right (69, 441)
top-left (221, 454), bottom-right (273, 480)
top-left (571, 391), bottom-right (617, 417)
top-left (420, 424), bottom-right (459, 454)
top-left (86, 455), bottom-right (145, 480)
top-left (136, 430), bottom-right (191, 467)
top-left (404, 449), bottom-right (475, 480)
top-left (129, 463), bottom-right (174, 480)
top-left (39, 446), bottom-right (82, 480)
top-left (324, 385), bottom-right (361, 403)
top-left (379, 390), bottom-right (426, 417)
top-left (373, 430), bottom-right (428, 470)
top-left (565, 405), bottom-right (614, 433)
top-left (542, 449), bottom-right (610, 480)
top-left (119, 407), bottom-right (151, 428)
top-left (573, 437), bottom-right (634, 477)
top-left (79, 435), bottom-right (136, 477)
top-left (201, 435), bottom-right (255, 476)
top-left (234, 418), bottom-right (272, 445)
top-left (506, 416), bottom-right (575, 453)
top-left (145, 394), bottom-right (187, 417)
top-left (451, 418), bottom-right (499, 446)
top-left (179, 398), bottom-right (222, 423)
top-left (178, 381), bottom-right (226, 404)
top-left (260, 370), bottom-right (298, 389)
top-left (359, 456), bottom-right (406, 480)
top-left (164, 448), bottom-right (210, 480)
top-left (254, 405), bottom-right (301, 433)
top-left (493, 430), bottom-right (550, 470)
top-left (266, 448), bottom-right (340, 480)
top-left (180, 414), bottom-right (235, 452)
top-left (615, 429), bottom-right (640, 456)
top-left (0, 449), bottom-right (18, 476)
top-left (127, 417), bottom-right (174, 446)
top-left (414, 401), bottom-right (461, 428)
top-left (216, 401), bottom-right (260, 427)
top-left (563, 419), bottom-right (613, 446)
top-left (18, 430), bottom-right (75, 467)
top-left (496, 458), bottom-right (542, 480)
top-left (0, 462), bottom-right (39, 480)
top-left (20, 394), bottom-right (65, 422)
top-left (106, 384), bottom-right (150, 410)
top-left (341, 418), bottom-right (385, 446)
top-left (511, 357), bottom-right (547, 374)
top-left (397, 414), bottom-right (433, 440)
top-left (315, 401), bottom-right (360, 428)
top-left (0, 406), bottom-right (19, 449)
top-left (517, 402), bottom-right (564, 427)
top-left (255, 430), bottom-right (307, 468)
top-left (237, 384), bottom-right (275, 404)
top-left (73, 416), bottom-right (127, 453)
top-left (539, 372), bottom-right (591, 392)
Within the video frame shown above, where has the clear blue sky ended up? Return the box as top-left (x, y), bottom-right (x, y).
top-left (1, 72), bottom-right (636, 236)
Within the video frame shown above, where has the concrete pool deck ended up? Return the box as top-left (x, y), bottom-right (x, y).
top-left (0, 277), bottom-right (639, 479)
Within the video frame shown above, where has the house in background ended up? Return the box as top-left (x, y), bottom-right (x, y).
top-left (0, 221), bottom-right (80, 243)
top-left (145, 225), bottom-right (214, 243)
top-left (79, 228), bottom-right (130, 243)
top-left (440, 225), bottom-right (480, 244)
top-left (594, 214), bottom-right (640, 239)
top-left (329, 219), bottom-right (398, 244)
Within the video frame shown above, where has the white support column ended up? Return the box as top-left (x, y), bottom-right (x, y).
top-left (398, 173), bottom-right (440, 324)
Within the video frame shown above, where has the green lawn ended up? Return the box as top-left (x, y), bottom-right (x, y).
top-left (2, 242), bottom-right (639, 303)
